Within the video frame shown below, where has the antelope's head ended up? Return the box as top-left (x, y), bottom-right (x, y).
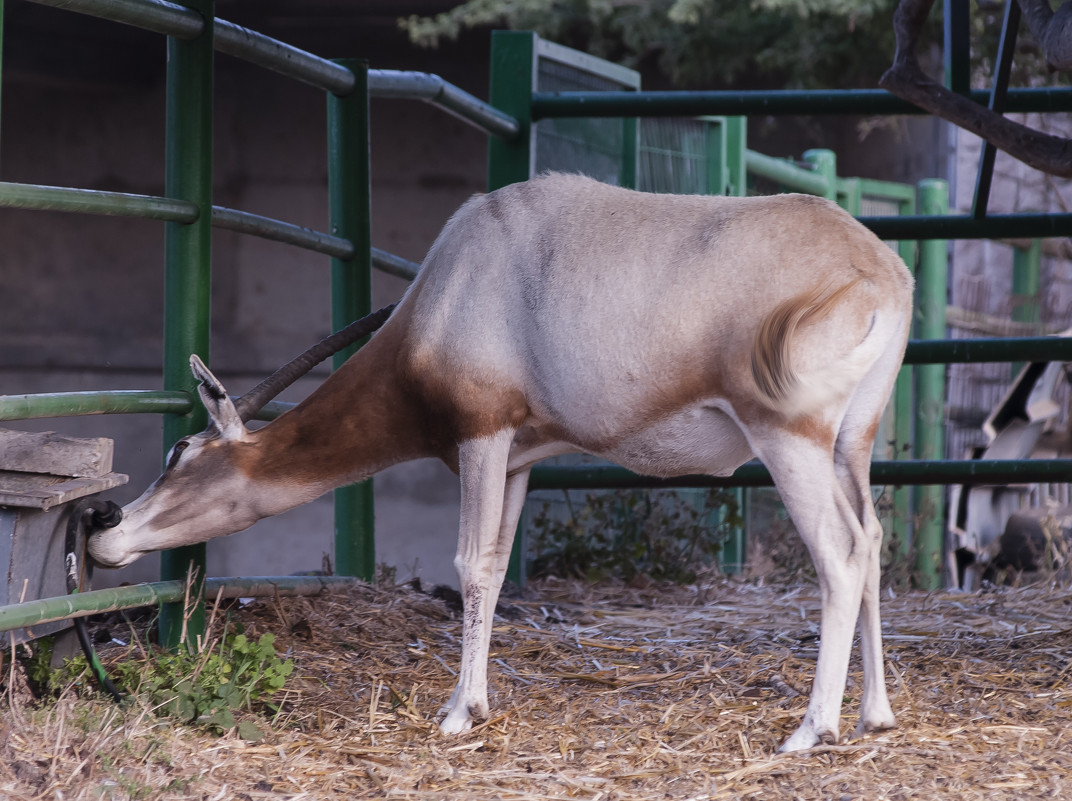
top-left (87, 304), bottom-right (396, 568)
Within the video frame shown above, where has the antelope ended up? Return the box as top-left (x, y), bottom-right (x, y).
top-left (88, 172), bottom-right (913, 752)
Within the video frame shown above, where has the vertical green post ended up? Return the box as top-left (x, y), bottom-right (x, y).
top-left (837, 178), bottom-right (862, 216)
top-left (160, 0), bottom-right (214, 649)
top-left (620, 113), bottom-right (638, 190)
top-left (892, 199), bottom-right (918, 559)
top-left (706, 117), bottom-right (746, 196)
top-left (944, 0), bottom-right (971, 95)
top-left (803, 149), bottom-right (837, 201)
top-left (722, 118), bottom-right (746, 197)
top-left (488, 31), bottom-right (534, 191)
top-left (489, 31), bottom-right (535, 585)
top-left (327, 59), bottom-right (375, 581)
top-left (913, 179), bottom-right (949, 588)
top-left (1011, 238), bottom-right (1042, 378)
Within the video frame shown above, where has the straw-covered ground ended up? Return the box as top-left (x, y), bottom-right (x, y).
top-left (3, 574), bottom-right (1072, 800)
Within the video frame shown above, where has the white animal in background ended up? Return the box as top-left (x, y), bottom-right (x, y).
top-left (89, 173), bottom-right (914, 752)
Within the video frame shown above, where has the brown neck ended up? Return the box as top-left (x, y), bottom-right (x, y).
top-left (243, 319), bottom-right (443, 494)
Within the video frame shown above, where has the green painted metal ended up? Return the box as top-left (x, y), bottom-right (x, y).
top-left (722, 118), bottom-right (747, 197)
top-left (803, 149), bottom-right (837, 201)
top-left (527, 459), bottom-right (1072, 492)
top-left (530, 87), bottom-right (1072, 119)
top-left (913, 179), bottom-right (949, 588)
top-left (861, 212), bottom-right (1072, 240)
top-left (972, 0), bottom-right (1020, 219)
top-left (0, 181), bottom-right (199, 222)
top-left (944, 0), bottom-right (971, 95)
top-left (488, 31), bottom-right (535, 190)
top-left (837, 178), bottom-right (863, 216)
top-left (0, 576), bottom-right (356, 635)
top-left (891, 192), bottom-right (918, 559)
top-left (0, 391), bottom-right (192, 421)
top-left (903, 335), bottom-right (1072, 364)
top-left (327, 59), bottom-right (375, 582)
top-left (744, 150), bottom-right (829, 196)
top-left (1011, 238), bottom-right (1042, 377)
top-left (159, 0), bottom-right (214, 649)
top-left (211, 206), bottom-right (352, 259)
top-left (858, 179), bottom-right (917, 204)
top-left (368, 70), bottom-right (519, 139)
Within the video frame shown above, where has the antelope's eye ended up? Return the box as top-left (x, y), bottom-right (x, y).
top-left (166, 440), bottom-right (190, 470)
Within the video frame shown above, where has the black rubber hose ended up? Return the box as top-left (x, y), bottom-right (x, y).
top-left (64, 498), bottom-right (124, 703)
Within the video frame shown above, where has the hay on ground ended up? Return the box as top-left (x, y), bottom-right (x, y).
top-left (3, 576), bottom-right (1072, 799)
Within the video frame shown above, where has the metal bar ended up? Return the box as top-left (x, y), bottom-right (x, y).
top-left (857, 178), bottom-right (918, 203)
top-left (371, 247), bottom-right (419, 281)
top-left (528, 459), bottom-right (1072, 492)
top-left (744, 150), bottom-right (828, 196)
top-left (210, 206), bottom-right (352, 259)
top-left (369, 69), bottom-right (519, 139)
top-left (0, 0), bottom-right (5, 169)
top-left (328, 59), bottom-right (375, 582)
top-left (213, 18), bottom-right (353, 95)
top-left (973, 0), bottom-right (1020, 218)
top-left (914, 180), bottom-right (949, 589)
top-left (24, 0), bottom-right (203, 39)
top-left (944, 0), bottom-right (971, 95)
top-left (530, 87), bottom-right (1072, 119)
top-left (903, 335), bottom-right (1072, 364)
top-left (860, 212), bottom-right (1072, 240)
top-left (0, 576), bottom-right (355, 635)
top-left (159, 0), bottom-right (214, 648)
top-left (0, 181), bottom-right (199, 222)
top-left (0, 391), bottom-right (192, 421)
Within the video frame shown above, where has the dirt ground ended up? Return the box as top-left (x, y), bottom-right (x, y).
top-left (3, 575), bottom-right (1072, 800)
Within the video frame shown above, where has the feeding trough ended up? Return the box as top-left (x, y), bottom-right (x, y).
top-left (0, 428), bottom-right (127, 645)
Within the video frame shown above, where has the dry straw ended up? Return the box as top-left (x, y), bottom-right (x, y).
top-left (3, 576), bottom-right (1072, 799)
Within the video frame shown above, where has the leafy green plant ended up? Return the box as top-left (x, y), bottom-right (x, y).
top-left (529, 488), bottom-right (740, 583)
top-left (110, 624), bottom-right (293, 740)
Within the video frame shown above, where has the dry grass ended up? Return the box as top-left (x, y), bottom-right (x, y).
top-left (3, 575), bottom-right (1072, 800)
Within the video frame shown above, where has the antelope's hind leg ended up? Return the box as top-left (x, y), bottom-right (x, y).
top-left (439, 429), bottom-right (528, 734)
top-left (753, 429), bottom-right (873, 752)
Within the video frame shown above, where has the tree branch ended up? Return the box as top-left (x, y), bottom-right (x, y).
top-left (880, 0), bottom-right (1072, 178)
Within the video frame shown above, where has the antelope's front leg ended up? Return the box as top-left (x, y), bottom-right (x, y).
top-left (439, 430), bottom-right (518, 734)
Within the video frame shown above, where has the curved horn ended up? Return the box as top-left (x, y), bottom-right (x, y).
top-left (233, 302), bottom-right (397, 422)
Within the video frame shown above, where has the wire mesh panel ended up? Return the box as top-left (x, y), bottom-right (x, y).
top-left (533, 42), bottom-right (639, 185)
top-left (637, 118), bottom-right (709, 195)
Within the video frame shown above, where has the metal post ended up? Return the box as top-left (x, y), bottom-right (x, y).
top-left (893, 196), bottom-right (918, 558)
top-left (723, 118), bottom-right (746, 197)
top-left (327, 59), bottom-right (375, 581)
top-left (913, 179), bottom-right (949, 588)
top-left (1011, 237), bottom-right (1042, 377)
top-left (488, 31), bottom-right (534, 190)
top-left (944, 0), bottom-right (971, 95)
top-left (160, 0), bottom-right (214, 650)
top-left (802, 149), bottom-right (837, 201)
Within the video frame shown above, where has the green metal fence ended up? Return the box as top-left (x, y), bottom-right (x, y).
top-left (0, 0), bottom-right (515, 644)
top-left (489, 29), bottom-right (1072, 589)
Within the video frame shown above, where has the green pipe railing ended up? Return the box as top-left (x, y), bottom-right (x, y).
top-left (527, 459), bottom-right (1072, 492)
top-left (531, 87), bottom-right (1072, 119)
top-left (744, 151), bottom-right (829, 196)
top-left (0, 575), bottom-right (355, 636)
top-left (23, 0), bottom-right (519, 138)
top-left (0, 181), bottom-right (199, 222)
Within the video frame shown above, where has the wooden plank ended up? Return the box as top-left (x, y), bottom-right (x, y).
top-left (0, 428), bottom-right (114, 477)
top-left (0, 471), bottom-right (128, 510)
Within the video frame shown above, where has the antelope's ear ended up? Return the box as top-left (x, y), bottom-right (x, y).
top-left (189, 354), bottom-right (249, 441)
